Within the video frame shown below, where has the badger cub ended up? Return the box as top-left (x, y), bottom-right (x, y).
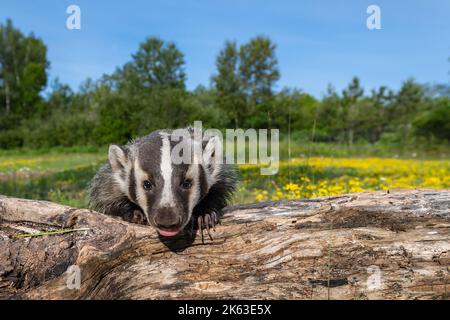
top-left (88, 128), bottom-right (238, 240)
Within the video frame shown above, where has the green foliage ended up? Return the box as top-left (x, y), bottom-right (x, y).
top-left (212, 36), bottom-right (280, 128)
top-left (23, 111), bottom-right (97, 148)
top-left (211, 40), bottom-right (245, 128)
top-left (131, 37), bottom-right (186, 90)
top-left (413, 97), bottom-right (450, 141)
top-left (0, 19), bottom-right (448, 153)
top-left (0, 19), bottom-right (49, 116)
top-left (91, 37), bottom-right (189, 143)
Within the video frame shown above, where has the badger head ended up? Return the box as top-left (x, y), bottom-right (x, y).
top-left (108, 131), bottom-right (221, 237)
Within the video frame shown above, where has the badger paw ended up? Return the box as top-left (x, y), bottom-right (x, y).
top-left (123, 209), bottom-right (147, 225)
top-left (196, 211), bottom-right (219, 243)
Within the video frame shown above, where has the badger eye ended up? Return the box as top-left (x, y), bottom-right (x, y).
top-left (143, 180), bottom-right (152, 191)
top-left (181, 180), bottom-right (192, 189)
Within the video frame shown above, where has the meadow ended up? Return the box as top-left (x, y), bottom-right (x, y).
top-left (236, 157), bottom-right (450, 203)
top-left (0, 143), bottom-right (449, 208)
top-left (0, 150), bottom-right (104, 207)
top-left (1, 17), bottom-right (449, 210)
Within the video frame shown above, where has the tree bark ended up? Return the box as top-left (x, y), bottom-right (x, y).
top-left (0, 189), bottom-right (449, 300)
top-left (4, 81), bottom-right (10, 114)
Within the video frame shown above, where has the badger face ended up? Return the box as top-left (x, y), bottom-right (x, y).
top-left (108, 131), bottom-right (220, 237)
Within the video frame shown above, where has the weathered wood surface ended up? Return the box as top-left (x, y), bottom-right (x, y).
top-left (0, 189), bottom-right (449, 300)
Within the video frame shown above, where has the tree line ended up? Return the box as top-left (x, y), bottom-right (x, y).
top-left (0, 19), bottom-right (449, 149)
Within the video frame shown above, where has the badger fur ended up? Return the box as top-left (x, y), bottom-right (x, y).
top-left (88, 128), bottom-right (238, 240)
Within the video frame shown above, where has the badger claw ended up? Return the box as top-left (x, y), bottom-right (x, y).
top-left (123, 209), bottom-right (146, 225)
top-left (196, 211), bottom-right (219, 243)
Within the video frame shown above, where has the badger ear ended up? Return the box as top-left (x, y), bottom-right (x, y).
top-left (108, 144), bottom-right (128, 172)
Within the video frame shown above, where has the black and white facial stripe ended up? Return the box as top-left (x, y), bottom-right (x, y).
top-left (159, 132), bottom-right (175, 207)
top-left (89, 128), bottom-right (238, 238)
top-left (108, 131), bottom-right (220, 233)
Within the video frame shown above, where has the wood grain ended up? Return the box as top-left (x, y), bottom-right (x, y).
top-left (0, 189), bottom-right (449, 299)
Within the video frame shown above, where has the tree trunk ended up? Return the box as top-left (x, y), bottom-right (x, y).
top-left (4, 81), bottom-right (10, 114)
top-left (0, 189), bottom-right (449, 300)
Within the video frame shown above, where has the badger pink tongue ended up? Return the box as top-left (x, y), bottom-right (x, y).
top-left (157, 229), bottom-right (180, 237)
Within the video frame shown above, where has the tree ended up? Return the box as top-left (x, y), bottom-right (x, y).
top-left (46, 78), bottom-right (74, 112)
top-left (239, 36), bottom-right (280, 128)
top-left (389, 79), bottom-right (426, 145)
top-left (239, 36), bottom-right (280, 106)
top-left (183, 85), bottom-right (229, 128)
top-left (212, 36), bottom-right (280, 128)
top-left (131, 37), bottom-right (185, 90)
top-left (211, 40), bottom-right (245, 128)
top-left (94, 37), bottom-right (187, 143)
top-left (271, 88), bottom-right (317, 135)
top-left (316, 84), bottom-right (342, 142)
top-left (413, 97), bottom-right (450, 141)
top-left (0, 19), bottom-right (49, 116)
top-left (363, 86), bottom-right (393, 142)
top-left (341, 77), bottom-right (364, 145)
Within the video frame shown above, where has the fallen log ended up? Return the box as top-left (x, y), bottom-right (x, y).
top-left (0, 189), bottom-right (449, 300)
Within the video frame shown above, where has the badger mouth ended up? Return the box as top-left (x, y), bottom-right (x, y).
top-left (152, 216), bottom-right (187, 238)
top-left (156, 228), bottom-right (181, 237)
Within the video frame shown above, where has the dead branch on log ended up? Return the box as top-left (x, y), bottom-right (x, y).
top-left (0, 189), bottom-right (449, 299)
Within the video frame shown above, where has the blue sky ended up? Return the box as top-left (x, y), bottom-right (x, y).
top-left (1, 0), bottom-right (449, 97)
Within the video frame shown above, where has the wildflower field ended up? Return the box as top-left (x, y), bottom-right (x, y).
top-left (236, 157), bottom-right (450, 203)
top-left (0, 150), bottom-right (449, 208)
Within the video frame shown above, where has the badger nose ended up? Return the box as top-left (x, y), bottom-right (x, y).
top-left (154, 208), bottom-right (181, 229)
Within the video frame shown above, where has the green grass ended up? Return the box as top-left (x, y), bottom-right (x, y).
top-left (0, 149), bottom-right (105, 208)
top-left (0, 145), bottom-right (107, 157)
top-left (0, 153), bottom-right (105, 173)
top-left (0, 164), bottom-right (101, 208)
top-left (277, 139), bottom-right (450, 160)
top-left (0, 142), bottom-right (448, 208)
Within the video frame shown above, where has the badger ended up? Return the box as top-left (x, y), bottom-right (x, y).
top-left (88, 128), bottom-right (238, 241)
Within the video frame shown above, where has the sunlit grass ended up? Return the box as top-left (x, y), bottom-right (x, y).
top-left (0, 151), bottom-right (105, 207)
top-left (0, 149), bottom-right (449, 208)
top-left (0, 153), bottom-right (106, 173)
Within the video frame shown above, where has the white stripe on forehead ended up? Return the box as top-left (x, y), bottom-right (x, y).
top-left (159, 132), bottom-right (174, 207)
